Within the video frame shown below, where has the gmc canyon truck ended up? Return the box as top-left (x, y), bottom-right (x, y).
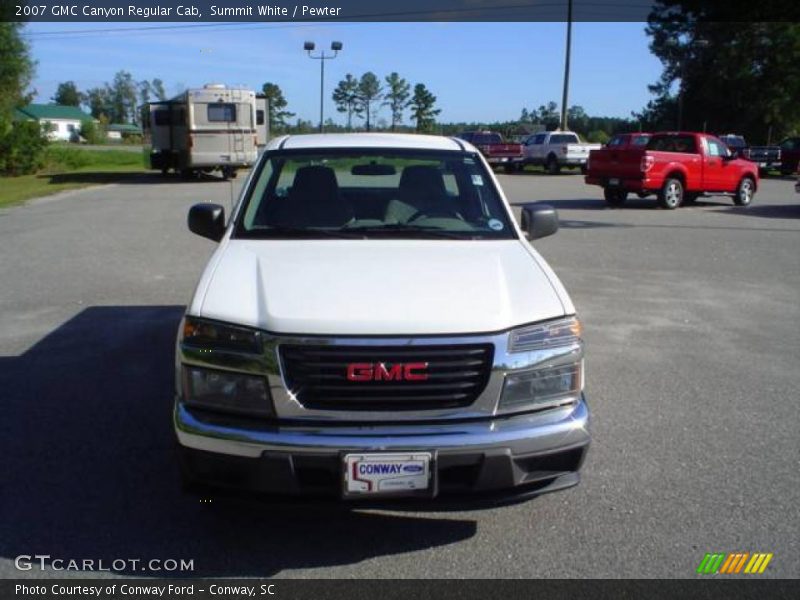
top-left (176, 133), bottom-right (589, 501)
top-left (522, 131), bottom-right (601, 174)
top-left (585, 132), bottom-right (759, 209)
top-left (456, 131), bottom-right (524, 172)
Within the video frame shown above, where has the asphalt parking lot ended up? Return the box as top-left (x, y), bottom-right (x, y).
top-left (0, 170), bottom-right (798, 578)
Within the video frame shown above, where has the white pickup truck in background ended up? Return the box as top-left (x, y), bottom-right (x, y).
top-left (522, 131), bottom-right (601, 174)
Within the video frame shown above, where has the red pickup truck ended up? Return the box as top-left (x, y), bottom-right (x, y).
top-left (456, 131), bottom-right (524, 172)
top-left (585, 132), bottom-right (759, 209)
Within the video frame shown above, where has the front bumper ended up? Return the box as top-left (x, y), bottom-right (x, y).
top-left (175, 395), bottom-right (590, 499)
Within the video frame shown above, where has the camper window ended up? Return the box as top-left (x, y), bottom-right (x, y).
top-left (256, 110), bottom-right (265, 126)
top-left (154, 110), bottom-right (171, 126)
top-left (208, 103), bottom-right (237, 122)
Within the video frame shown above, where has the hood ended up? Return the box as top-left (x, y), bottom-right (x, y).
top-left (193, 239), bottom-right (567, 336)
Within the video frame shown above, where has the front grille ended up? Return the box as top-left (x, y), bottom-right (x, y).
top-left (280, 343), bottom-right (494, 411)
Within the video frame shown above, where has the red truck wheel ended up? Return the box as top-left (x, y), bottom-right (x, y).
top-left (603, 188), bottom-right (627, 206)
top-left (658, 177), bottom-right (683, 209)
top-left (734, 177), bottom-right (755, 206)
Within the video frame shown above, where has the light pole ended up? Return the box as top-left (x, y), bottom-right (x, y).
top-left (304, 41), bottom-right (342, 133)
top-left (559, 0), bottom-right (573, 130)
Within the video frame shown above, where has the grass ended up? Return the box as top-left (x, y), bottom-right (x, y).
top-left (0, 145), bottom-right (147, 208)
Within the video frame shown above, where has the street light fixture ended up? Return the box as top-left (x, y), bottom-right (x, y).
top-left (304, 41), bottom-right (343, 133)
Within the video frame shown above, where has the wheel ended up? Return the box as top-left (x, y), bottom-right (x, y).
top-left (546, 156), bottom-right (561, 175)
top-left (180, 168), bottom-right (195, 180)
top-left (221, 166), bottom-right (234, 180)
top-left (733, 176), bottom-right (755, 206)
top-left (603, 187), bottom-right (628, 206)
top-left (658, 177), bottom-right (683, 209)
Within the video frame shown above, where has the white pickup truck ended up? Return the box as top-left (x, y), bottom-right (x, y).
top-left (175, 133), bottom-right (589, 501)
top-left (522, 131), bottom-right (601, 174)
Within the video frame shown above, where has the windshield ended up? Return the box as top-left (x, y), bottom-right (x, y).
top-left (235, 149), bottom-right (516, 240)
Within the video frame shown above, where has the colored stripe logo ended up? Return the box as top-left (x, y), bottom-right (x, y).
top-left (697, 552), bottom-right (773, 574)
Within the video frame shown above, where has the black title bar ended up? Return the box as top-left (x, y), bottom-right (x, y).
top-left (5, 0), bottom-right (800, 23)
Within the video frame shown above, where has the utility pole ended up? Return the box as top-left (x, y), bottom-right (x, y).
top-left (560, 0), bottom-right (573, 130)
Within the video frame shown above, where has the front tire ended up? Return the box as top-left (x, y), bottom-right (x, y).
top-left (603, 187), bottom-right (628, 207)
top-left (734, 176), bottom-right (755, 206)
top-left (658, 177), bottom-right (684, 209)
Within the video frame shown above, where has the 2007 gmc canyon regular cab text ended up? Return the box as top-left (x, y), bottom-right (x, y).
top-left (175, 133), bottom-right (589, 501)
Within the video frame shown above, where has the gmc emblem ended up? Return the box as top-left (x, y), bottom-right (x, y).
top-left (346, 362), bottom-right (429, 382)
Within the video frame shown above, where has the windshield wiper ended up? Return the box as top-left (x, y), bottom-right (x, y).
top-left (343, 224), bottom-right (478, 239)
top-left (243, 226), bottom-right (364, 239)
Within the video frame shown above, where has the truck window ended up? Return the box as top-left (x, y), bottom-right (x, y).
top-left (473, 134), bottom-right (502, 145)
top-left (208, 103), bottom-right (237, 122)
top-left (607, 136), bottom-right (623, 147)
top-left (647, 135), bottom-right (697, 154)
top-left (706, 139), bottom-right (725, 157)
top-left (532, 134), bottom-right (546, 144)
top-left (551, 134), bottom-right (579, 144)
top-left (238, 150), bottom-right (515, 240)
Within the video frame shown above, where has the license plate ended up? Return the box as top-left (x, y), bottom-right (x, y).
top-left (343, 453), bottom-right (432, 497)
top-left (609, 178), bottom-right (620, 186)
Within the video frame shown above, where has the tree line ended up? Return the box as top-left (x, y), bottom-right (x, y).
top-left (51, 73), bottom-right (167, 125)
top-left (262, 72), bottom-right (441, 134)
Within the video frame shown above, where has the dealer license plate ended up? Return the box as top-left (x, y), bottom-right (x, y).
top-left (343, 453), bottom-right (432, 497)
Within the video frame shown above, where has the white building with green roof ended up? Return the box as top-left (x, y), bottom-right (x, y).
top-left (15, 104), bottom-right (92, 142)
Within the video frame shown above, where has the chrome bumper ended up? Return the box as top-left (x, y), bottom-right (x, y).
top-left (176, 396), bottom-right (589, 458)
top-left (175, 396), bottom-right (589, 498)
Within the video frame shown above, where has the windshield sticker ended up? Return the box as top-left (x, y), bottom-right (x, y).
top-left (488, 219), bottom-right (504, 231)
top-left (471, 174), bottom-right (484, 186)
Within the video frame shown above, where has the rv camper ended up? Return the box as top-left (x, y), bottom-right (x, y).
top-left (145, 84), bottom-right (264, 179)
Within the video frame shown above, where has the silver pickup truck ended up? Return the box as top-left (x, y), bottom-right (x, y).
top-left (522, 131), bottom-right (601, 174)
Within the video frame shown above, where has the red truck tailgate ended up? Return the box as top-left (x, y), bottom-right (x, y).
top-left (483, 143), bottom-right (523, 157)
top-left (587, 147), bottom-right (645, 181)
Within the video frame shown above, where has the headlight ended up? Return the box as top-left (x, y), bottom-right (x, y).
top-left (508, 316), bottom-right (582, 353)
top-left (182, 316), bottom-right (260, 353)
top-left (183, 366), bottom-right (272, 417)
top-left (500, 362), bottom-right (582, 412)
top-left (500, 317), bottom-right (583, 413)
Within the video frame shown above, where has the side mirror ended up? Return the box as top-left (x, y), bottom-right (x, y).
top-left (188, 203), bottom-right (226, 242)
top-left (520, 203), bottom-right (559, 240)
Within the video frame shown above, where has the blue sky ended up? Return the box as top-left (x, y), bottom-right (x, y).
top-left (22, 21), bottom-right (663, 124)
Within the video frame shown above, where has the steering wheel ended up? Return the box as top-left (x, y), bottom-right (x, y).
top-left (407, 209), bottom-right (462, 223)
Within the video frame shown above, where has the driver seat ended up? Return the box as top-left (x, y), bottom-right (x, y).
top-left (384, 165), bottom-right (456, 223)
